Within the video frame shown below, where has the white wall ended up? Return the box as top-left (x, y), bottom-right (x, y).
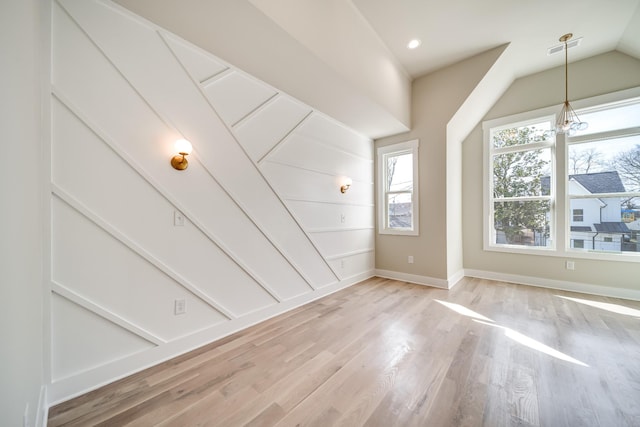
top-left (0, 0), bottom-right (46, 425)
top-left (49, 0), bottom-right (374, 404)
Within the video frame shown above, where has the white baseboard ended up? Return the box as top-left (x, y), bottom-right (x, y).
top-left (375, 269), bottom-right (452, 289)
top-left (47, 272), bottom-right (373, 406)
top-left (464, 268), bottom-right (640, 301)
top-left (447, 269), bottom-right (466, 289)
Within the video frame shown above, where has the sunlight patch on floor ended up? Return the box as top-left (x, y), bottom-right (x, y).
top-left (556, 295), bottom-right (640, 319)
top-left (434, 300), bottom-right (493, 322)
top-left (474, 319), bottom-right (589, 367)
top-left (435, 299), bottom-right (589, 367)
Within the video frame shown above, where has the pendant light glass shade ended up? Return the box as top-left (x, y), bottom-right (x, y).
top-left (555, 33), bottom-right (587, 136)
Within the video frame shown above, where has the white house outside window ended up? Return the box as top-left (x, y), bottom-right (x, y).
top-left (377, 140), bottom-right (419, 236)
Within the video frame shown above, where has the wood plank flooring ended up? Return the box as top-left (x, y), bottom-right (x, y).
top-left (48, 277), bottom-right (640, 426)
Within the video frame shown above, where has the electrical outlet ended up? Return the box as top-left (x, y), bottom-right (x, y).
top-left (340, 213), bottom-right (346, 223)
top-left (566, 261), bottom-right (575, 270)
top-left (174, 210), bottom-right (185, 227)
top-left (340, 259), bottom-right (345, 269)
top-left (408, 255), bottom-right (414, 264)
top-left (174, 298), bottom-right (186, 315)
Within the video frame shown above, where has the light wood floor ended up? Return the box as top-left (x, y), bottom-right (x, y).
top-left (48, 277), bottom-right (640, 426)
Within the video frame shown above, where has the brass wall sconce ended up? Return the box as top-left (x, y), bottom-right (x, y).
top-left (340, 177), bottom-right (353, 194)
top-left (171, 139), bottom-right (192, 170)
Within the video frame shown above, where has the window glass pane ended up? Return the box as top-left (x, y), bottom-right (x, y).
top-left (493, 200), bottom-right (551, 246)
top-left (573, 101), bottom-right (640, 136)
top-left (387, 192), bottom-right (412, 229)
top-left (492, 121), bottom-right (551, 149)
top-left (386, 153), bottom-right (413, 192)
top-left (569, 196), bottom-right (639, 253)
top-left (493, 148), bottom-right (551, 197)
top-left (568, 136), bottom-right (640, 193)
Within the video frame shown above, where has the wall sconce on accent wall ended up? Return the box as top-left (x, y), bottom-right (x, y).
top-left (170, 139), bottom-right (193, 170)
top-left (340, 177), bottom-right (353, 194)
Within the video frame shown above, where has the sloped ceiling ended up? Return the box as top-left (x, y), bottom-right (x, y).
top-left (114, 0), bottom-right (640, 139)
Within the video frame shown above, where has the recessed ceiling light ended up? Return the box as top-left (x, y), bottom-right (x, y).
top-left (407, 39), bottom-right (421, 49)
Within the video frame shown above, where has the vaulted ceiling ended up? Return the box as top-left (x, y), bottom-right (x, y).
top-left (115, 0), bottom-right (640, 139)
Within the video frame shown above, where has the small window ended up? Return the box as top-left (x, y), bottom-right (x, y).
top-left (572, 209), bottom-right (584, 222)
top-left (377, 140), bottom-right (419, 235)
top-left (574, 239), bottom-right (585, 249)
top-left (604, 237), bottom-right (613, 243)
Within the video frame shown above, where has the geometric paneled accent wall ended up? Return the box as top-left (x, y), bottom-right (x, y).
top-left (50, 0), bottom-right (373, 404)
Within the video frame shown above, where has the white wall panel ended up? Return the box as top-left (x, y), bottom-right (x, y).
top-left (286, 200), bottom-right (374, 231)
top-left (267, 132), bottom-right (373, 183)
top-left (310, 229), bottom-right (375, 258)
top-left (328, 251), bottom-right (375, 281)
top-left (51, 100), bottom-right (278, 316)
top-left (58, 0), bottom-right (337, 289)
top-left (234, 95), bottom-right (311, 162)
top-left (52, 3), bottom-right (312, 302)
top-left (203, 71), bottom-right (276, 127)
top-left (52, 198), bottom-right (228, 342)
top-left (51, 293), bottom-right (154, 382)
top-left (162, 34), bottom-right (228, 83)
top-left (49, 0), bottom-right (374, 403)
top-left (296, 113), bottom-right (373, 159)
top-left (261, 161), bottom-right (374, 206)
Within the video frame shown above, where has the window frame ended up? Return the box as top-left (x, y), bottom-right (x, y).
top-left (377, 139), bottom-right (419, 236)
top-left (482, 86), bottom-right (640, 263)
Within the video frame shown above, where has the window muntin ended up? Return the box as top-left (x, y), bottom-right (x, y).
top-left (377, 140), bottom-right (419, 235)
top-left (488, 119), bottom-right (554, 248)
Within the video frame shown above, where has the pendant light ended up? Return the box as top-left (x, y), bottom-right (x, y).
top-left (555, 33), bottom-right (588, 135)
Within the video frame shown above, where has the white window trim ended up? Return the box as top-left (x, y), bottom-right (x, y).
top-left (377, 139), bottom-right (419, 236)
top-left (482, 86), bottom-right (640, 263)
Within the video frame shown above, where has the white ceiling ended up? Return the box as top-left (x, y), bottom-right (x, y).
top-left (352, 0), bottom-right (640, 79)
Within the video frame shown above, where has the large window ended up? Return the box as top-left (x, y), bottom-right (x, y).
top-left (487, 118), bottom-right (554, 249)
top-left (484, 89), bottom-right (640, 261)
top-left (566, 99), bottom-right (640, 254)
top-left (377, 140), bottom-right (419, 235)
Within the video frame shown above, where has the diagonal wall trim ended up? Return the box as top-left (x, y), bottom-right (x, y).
top-left (51, 281), bottom-right (165, 346)
top-left (52, 186), bottom-right (238, 320)
top-left (308, 226), bottom-right (375, 233)
top-left (284, 197), bottom-right (374, 208)
top-left (160, 31), bottom-right (340, 287)
top-left (199, 67), bottom-right (233, 88)
top-left (191, 154), bottom-right (321, 292)
top-left (324, 248), bottom-right (375, 261)
top-left (262, 159), bottom-right (374, 184)
top-left (52, 89), bottom-right (286, 304)
top-left (231, 91), bottom-right (279, 129)
top-left (257, 110), bottom-right (313, 165)
top-left (286, 130), bottom-right (375, 164)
